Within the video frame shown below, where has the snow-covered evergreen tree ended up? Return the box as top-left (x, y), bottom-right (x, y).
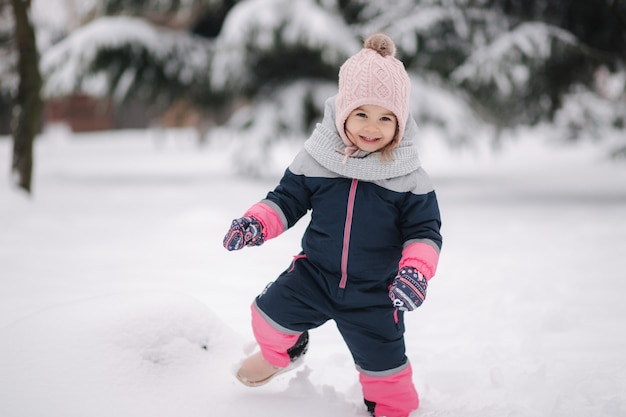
top-left (28, 0), bottom-right (626, 166)
top-left (42, 16), bottom-right (215, 109)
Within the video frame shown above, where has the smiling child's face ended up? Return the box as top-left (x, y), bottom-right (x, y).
top-left (344, 104), bottom-right (398, 153)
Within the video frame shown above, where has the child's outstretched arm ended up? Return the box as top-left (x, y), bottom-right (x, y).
top-left (223, 163), bottom-right (313, 251)
top-left (221, 199), bottom-right (290, 250)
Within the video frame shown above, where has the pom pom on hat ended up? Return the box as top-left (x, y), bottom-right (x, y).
top-left (335, 33), bottom-right (411, 150)
top-left (363, 33), bottom-right (396, 57)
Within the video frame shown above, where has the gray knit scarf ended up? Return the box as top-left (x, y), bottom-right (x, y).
top-left (304, 97), bottom-right (422, 181)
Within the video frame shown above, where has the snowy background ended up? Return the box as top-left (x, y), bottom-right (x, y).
top-left (1, 0), bottom-right (625, 415)
top-left (1, 123), bottom-right (625, 417)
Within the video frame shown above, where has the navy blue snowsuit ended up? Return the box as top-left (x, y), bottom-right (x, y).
top-left (246, 98), bottom-right (442, 375)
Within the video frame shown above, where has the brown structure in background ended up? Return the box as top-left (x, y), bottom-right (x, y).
top-left (44, 93), bottom-right (167, 133)
top-left (2, 3), bottom-right (239, 137)
top-left (45, 94), bottom-right (114, 132)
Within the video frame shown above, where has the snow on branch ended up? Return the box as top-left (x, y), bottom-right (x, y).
top-left (41, 16), bottom-right (212, 99)
top-left (451, 22), bottom-right (578, 96)
top-left (210, 0), bottom-right (358, 90)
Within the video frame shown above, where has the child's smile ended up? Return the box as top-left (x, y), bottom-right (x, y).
top-left (344, 104), bottom-right (398, 153)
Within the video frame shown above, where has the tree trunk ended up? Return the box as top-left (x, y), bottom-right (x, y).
top-left (11, 0), bottom-right (43, 194)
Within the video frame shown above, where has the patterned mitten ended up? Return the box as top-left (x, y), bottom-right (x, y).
top-left (389, 267), bottom-right (428, 311)
top-left (223, 216), bottom-right (265, 251)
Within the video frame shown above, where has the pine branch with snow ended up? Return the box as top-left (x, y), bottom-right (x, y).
top-left (41, 16), bottom-right (213, 107)
top-left (451, 22), bottom-right (589, 126)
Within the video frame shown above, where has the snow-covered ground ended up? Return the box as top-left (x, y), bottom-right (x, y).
top-left (1, 126), bottom-right (625, 417)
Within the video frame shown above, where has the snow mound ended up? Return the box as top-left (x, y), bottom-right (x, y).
top-left (0, 292), bottom-right (363, 417)
top-left (0, 292), bottom-right (238, 417)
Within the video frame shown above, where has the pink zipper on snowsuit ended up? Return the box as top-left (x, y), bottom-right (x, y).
top-left (339, 179), bottom-right (358, 289)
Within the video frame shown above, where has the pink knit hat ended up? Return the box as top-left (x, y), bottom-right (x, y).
top-left (335, 33), bottom-right (411, 150)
